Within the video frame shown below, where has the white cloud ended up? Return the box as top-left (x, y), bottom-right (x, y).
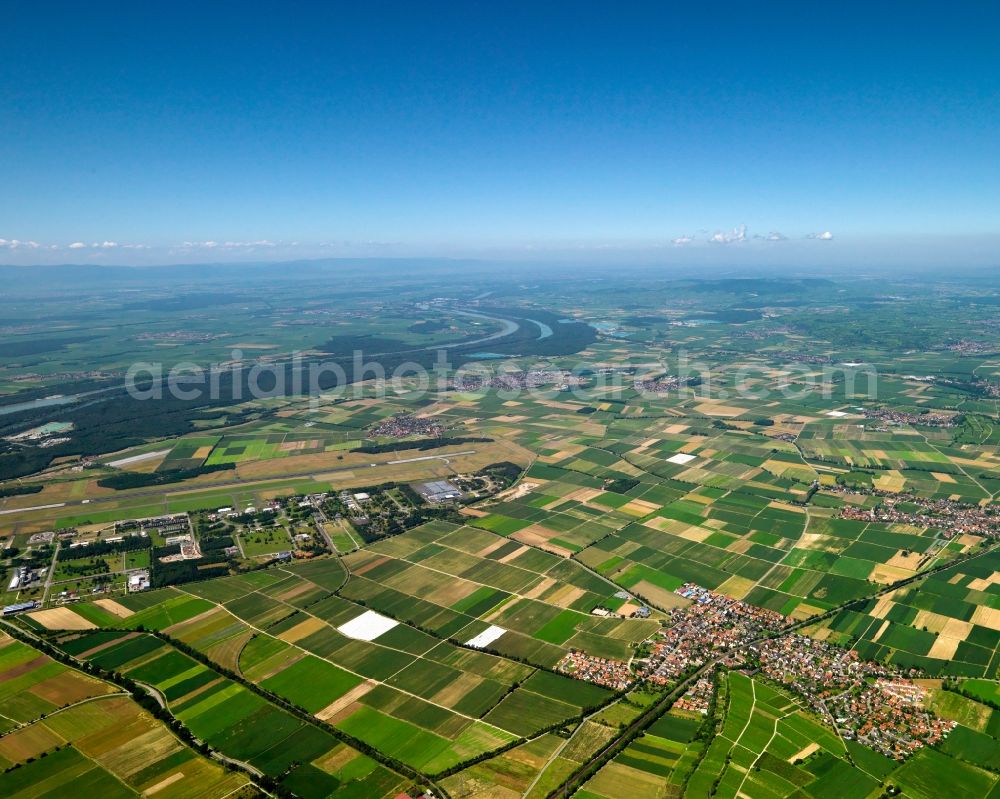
top-left (672, 235), bottom-right (693, 246)
top-left (221, 239), bottom-right (277, 248)
top-left (709, 224), bottom-right (748, 245)
top-left (808, 231), bottom-right (834, 240)
top-left (179, 239), bottom-right (288, 251)
top-left (68, 242), bottom-right (87, 249)
top-left (99, 241), bottom-right (118, 248)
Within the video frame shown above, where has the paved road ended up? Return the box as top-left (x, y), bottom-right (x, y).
top-left (40, 541), bottom-right (61, 604)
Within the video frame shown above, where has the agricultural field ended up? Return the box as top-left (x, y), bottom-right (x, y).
top-left (675, 671), bottom-right (1000, 799)
top-left (50, 628), bottom-right (409, 798)
top-left (6, 274), bottom-right (1000, 796)
top-left (0, 695), bottom-right (253, 799)
top-left (575, 711), bottom-right (706, 799)
top-left (29, 563), bottom-right (618, 777)
top-left (802, 548), bottom-right (1000, 677)
top-left (0, 632), bottom-right (118, 730)
top-left (337, 520), bottom-right (662, 665)
top-left (0, 633), bottom-right (252, 799)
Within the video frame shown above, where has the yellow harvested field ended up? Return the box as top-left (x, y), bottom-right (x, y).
top-left (873, 474), bottom-right (906, 492)
top-left (870, 563), bottom-right (911, 583)
top-left (927, 635), bottom-right (961, 660)
top-left (522, 576), bottom-right (557, 600)
top-left (972, 605), bottom-right (1000, 631)
top-left (676, 525), bottom-right (711, 542)
top-left (29, 607), bottom-right (96, 630)
top-left (475, 538), bottom-right (508, 557)
top-left (315, 680), bottom-right (376, 721)
top-left (717, 575), bottom-right (756, 600)
top-left (512, 528), bottom-right (572, 558)
top-left (768, 500), bottom-right (805, 513)
top-left (431, 672), bottom-right (489, 710)
top-left (789, 742), bottom-right (820, 762)
top-left (498, 544), bottom-right (531, 564)
top-left (560, 487), bottom-right (603, 503)
top-left (144, 772), bottom-right (186, 795)
top-left (886, 550), bottom-right (923, 569)
top-left (621, 499), bottom-right (660, 515)
top-left (94, 598), bottom-right (134, 618)
top-left (795, 603), bottom-right (826, 618)
top-left (632, 580), bottom-right (691, 609)
top-left (277, 616), bottom-right (329, 644)
top-left (762, 459), bottom-right (793, 475)
top-left (693, 401), bottom-right (745, 417)
top-left (869, 596), bottom-right (895, 620)
top-left (543, 585), bottom-right (586, 609)
top-left (314, 744), bottom-right (361, 775)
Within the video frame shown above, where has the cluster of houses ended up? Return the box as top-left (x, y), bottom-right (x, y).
top-left (640, 584), bottom-right (786, 686)
top-left (861, 407), bottom-right (956, 428)
top-left (839, 490), bottom-right (998, 539)
top-left (555, 581), bottom-right (956, 762)
top-left (455, 369), bottom-right (585, 392)
top-left (554, 650), bottom-right (634, 691)
top-left (751, 633), bottom-right (956, 759)
top-left (369, 414), bottom-right (443, 438)
top-left (674, 674), bottom-right (714, 715)
top-left (633, 375), bottom-right (689, 395)
top-left (838, 683), bottom-right (956, 759)
top-left (945, 340), bottom-right (997, 355)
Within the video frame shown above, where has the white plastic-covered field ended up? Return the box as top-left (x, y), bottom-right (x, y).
top-left (825, 410), bottom-right (849, 417)
top-left (464, 625), bottom-right (507, 649)
top-left (666, 452), bottom-right (696, 465)
top-left (336, 609), bottom-right (399, 641)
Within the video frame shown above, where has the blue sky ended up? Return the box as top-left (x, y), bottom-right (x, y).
top-left (2, 1), bottom-right (999, 265)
